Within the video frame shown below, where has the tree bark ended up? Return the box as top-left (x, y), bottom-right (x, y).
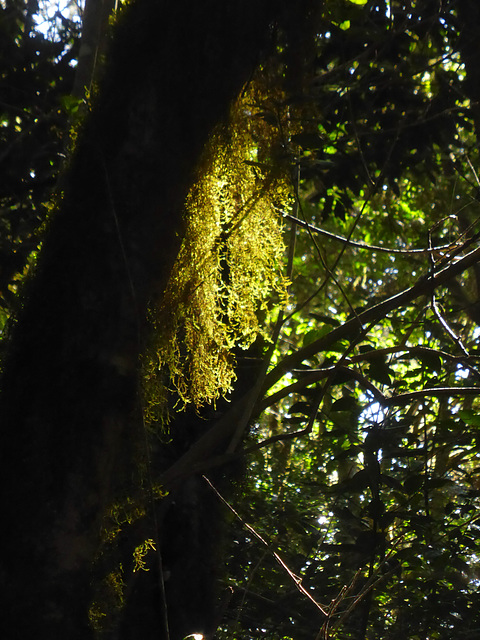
top-left (458, 0), bottom-right (480, 135)
top-left (72, 0), bottom-right (116, 100)
top-left (0, 1), bottom-right (283, 637)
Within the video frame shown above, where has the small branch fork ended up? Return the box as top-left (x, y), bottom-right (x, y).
top-left (315, 541), bottom-right (403, 640)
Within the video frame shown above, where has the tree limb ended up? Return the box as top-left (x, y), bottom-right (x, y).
top-left (263, 243), bottom-right (480, 393)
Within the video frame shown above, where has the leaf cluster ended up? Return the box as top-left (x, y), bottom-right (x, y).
top-left (215, 2), bottom-right (480, 639)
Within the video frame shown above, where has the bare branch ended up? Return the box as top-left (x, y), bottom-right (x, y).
top-left (263, 243), bottom-right (480, 393)
top-left (382, 386), bottom-right (480, 407)
top-left (203, 475), bottom-right (328, 618)
top-left (280, 210), bottom-right (455, 255)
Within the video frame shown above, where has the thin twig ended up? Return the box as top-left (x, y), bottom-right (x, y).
top-left (280, 210), bottom-right (461, 255)
top-left (202, 475), bottom-right (328, 618)
top-left (263, 241), bottom-right (480, 392)
top-left (381, 385), bottom-right (480, 407)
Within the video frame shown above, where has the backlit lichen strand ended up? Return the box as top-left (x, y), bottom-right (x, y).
top-left (145, 81), bottom-right (293, 410)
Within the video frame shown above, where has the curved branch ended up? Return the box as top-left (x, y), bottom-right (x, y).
top-left (281, 211), bottom-right (454, 255)
top-left (263, 243), bottom-right (480, 393)
top-left (161, 246), bottom-right (480, 490)
top-left (382, 386), bottom-right (480, 407)
top-left (256, 364), bottom-right (385, 414)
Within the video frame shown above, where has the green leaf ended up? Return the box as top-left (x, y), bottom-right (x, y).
top-left (416, 350), bottom-right (443, 373)
top-left (458, 410), bottom-right (480, 427)
top-left (287, 401), bottom-right (311, 416)
top-left (309, 313), bottom-right (341, 327)
top-left (330, 369), bottom-right (358, 385)
top-left (331, 396), bottom-right (359, 412)
top-left (303, 325), bottom-right (331, 346)
top-left (367, 363), bottom-right (392, 386)
top-left (403, 474), bottom-right (424, 494)
top-left (60, 94), bottom-right (83, 116)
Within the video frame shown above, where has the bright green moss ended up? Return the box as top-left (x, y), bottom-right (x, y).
top-left (143, 79), bottom-right (293, 412)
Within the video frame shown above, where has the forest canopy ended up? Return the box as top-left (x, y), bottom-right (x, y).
top-left (2, 1), bottom-right (480, 639)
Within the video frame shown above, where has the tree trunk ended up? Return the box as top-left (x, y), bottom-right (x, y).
top-left (458, 0), bottom-right (480, 135)
top-left (0, 1), bottom-right (282, 637)
top-left (72, 0), bottom-right (116, 100)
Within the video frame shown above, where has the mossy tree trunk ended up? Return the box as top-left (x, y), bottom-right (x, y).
top-left (0, 1), bottom-right (283, 637)
top-left (71, 0), bottom-right (115, 100)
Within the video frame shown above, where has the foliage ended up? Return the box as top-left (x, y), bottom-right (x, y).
top-left (0, 0), bottom-right (79, 327)
top-left (209, 2), bottom-right (480, 639)
top-left (5, 1), bottom-right (480, 639)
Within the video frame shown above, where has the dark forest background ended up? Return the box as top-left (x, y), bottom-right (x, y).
top-left (2, 1), bottom-right (480, 639)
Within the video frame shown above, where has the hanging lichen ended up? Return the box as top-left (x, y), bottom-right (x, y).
top-left (143, 77), bottom-right (294, 413)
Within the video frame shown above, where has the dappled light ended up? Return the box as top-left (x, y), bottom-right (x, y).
top-left (3, 1), bottom-right (480, 639)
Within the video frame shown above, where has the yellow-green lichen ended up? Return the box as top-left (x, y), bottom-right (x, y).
top-left (88, 568), bottom-right (125, 633)
top-left (132, 538), bottom-right (157, 572)
top-left (143, 79), bottom-right (294, 412)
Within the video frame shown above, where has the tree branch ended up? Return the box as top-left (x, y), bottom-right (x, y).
top-left (263, 243), bottom-right (480, 393)
top-left (382, 386), bottom-right (480, 407)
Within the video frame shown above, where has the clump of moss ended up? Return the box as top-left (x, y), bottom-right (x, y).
top-left (89, 568), bottom-right (125, 634)
top-left (143, 78), bottom-right (294, 412)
